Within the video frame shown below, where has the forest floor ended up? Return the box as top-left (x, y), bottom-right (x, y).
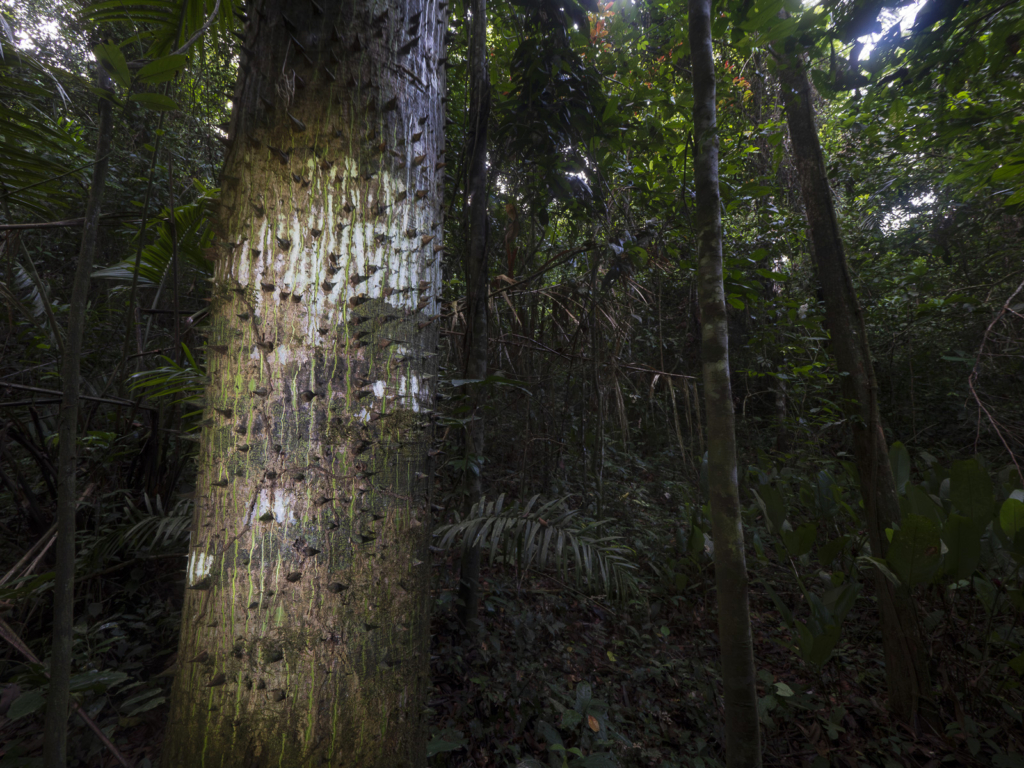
top-left (422, 558), bottom-right (1011, 768)
top-left (1, 514), bottom-right (1021, 767)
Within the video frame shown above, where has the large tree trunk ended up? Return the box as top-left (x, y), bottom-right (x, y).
top-left (455, 0), bottom-right (490, 633)
top-left (776, 49), bottom-right (931, 724)
top-left (689, 1), bottom-right (762, 765)
top-left (42, 69), bottom-right (114, 768)
top-left (162, 0), bottom-right (446, 764)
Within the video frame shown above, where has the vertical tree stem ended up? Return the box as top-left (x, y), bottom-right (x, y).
top-left (689, 0), bottom-right (762, 764)
top-left (776, 46), bottom-right (932, 724)
top-left (42, 69), bottom-right (115, 768)
top-left (457, 0), bottom-right (491, 633)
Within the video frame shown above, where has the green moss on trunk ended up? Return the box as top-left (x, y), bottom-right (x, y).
top-left (163, 0), bottom-right (445, 764)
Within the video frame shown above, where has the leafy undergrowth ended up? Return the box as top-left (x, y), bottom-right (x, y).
top-left (1, 482), bottom-right (1022, 768)
top-left (425, 556), bottom-right (1023, 768)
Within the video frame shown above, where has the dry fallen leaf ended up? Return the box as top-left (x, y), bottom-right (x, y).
top-left (587, 715), bottom-right (600, 732)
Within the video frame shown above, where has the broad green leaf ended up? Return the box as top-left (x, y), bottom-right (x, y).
top-left (950, 459), bottom-right (994, 523)
top-left (941, 514), bottom-right (981, 580)
top-left (1005, 187), bottom-right (1024, 207)
top-left (136, 54), bottom-right (187, 83)
top-left (87, 84), bottom-right (123, 105)
top-left (887, 515), bottom-right (942, 588)
top-left (817, 535), bottom-right (849, 567)
top-left (774, 682), bottom-right (794, 697)
top-left (973, 576), bottom-right (997, 613)
top-left (889, 442), bottom-right (911, 495)
top-left (992, 164), bottom-right (1024, 182)
top-left (426, 730), bottom-right (467, 757)
top-left (753, 485), bottom-right (787, 533)
top-left (795, 621), bottom-right (841, 668)
top-left (68, 669), bottom-right (129, 692)
top-left (907, 483), bottom-right (945, 526)
top-left (7, 688), bottom-right (46, 720)
top-left (782, 521), bottom-right (818, 557)
top-left (761, 579), bottom-right (795, 625)
top-left (129, 92), bottom-right (178, 111)
top-left (93, 42), bottom-right (130, 88)
top-left (1000, 497), bottom-right (1024, 540)
top-left (1010, 652), bottom-right (1024, 676)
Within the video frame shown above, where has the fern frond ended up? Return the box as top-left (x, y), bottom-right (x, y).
top-left (434, 495), bottom-right (639, 602)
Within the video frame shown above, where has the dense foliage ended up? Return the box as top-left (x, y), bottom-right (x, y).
top-left (1, 0), bottom-right (1022, 764)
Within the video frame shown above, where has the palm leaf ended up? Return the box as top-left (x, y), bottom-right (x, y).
top-left (93, 191), bottom-right (215, 285)
top-left (82, 0), bottom-right (241, 58)
top-left (434, 495), bottom-right (639, 602)
top-left (0, 40), bottom-right (88, 214)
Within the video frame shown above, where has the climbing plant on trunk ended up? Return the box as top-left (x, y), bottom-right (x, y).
top-left (162, 0), bottom-right (446, 764)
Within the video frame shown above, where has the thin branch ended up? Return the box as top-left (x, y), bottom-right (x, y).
top-left (170, 0), bottom-right (222, 57)
top-left (969, 277), bottom-right (1024, 485)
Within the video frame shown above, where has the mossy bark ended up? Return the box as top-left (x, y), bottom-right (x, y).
top-left (162, 0), bottom-right (446, 765)
top-left (689, 0), bottom-right (762, 765)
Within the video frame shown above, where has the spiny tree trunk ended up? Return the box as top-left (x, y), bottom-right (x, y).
top-left (689, 1), bottom-right (762, 765)
top-left (776, 50), bottom-right (931, 725)
top-left (455, 0), bottom-right (489, 633)
top-left (162, 0), bottom-right (446, 763)
top-left (43, 69), bottom-right (114, 768)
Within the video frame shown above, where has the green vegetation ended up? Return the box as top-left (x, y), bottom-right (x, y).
top-left (1, 0), bottom-right (1022, 765)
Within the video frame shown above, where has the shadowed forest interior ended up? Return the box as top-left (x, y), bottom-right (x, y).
top-left (1, 0), bottom-right (1023, 765)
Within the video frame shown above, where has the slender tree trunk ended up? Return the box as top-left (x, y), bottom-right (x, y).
top-left (456, 0), bottom-right (490, 633)
top-left (162, 0), bottom-right (446, 764)
top-left (776, 49), bottom-right (931, 725)
top-left (43, 70), bottom-right (114, 768)
top-left (688, 1), bottom-right (762, 765)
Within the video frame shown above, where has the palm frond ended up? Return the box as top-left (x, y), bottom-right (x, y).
top-left (434, 495), bottom-right (639, 602)
top-left (93, 190), bottom-right (215, 285)
top-left (82, 0), bottom-right (241, 58)
top-left (82, 493), bottom-right (192, 568)
top-left (128, 343), bottom-right (206, 408)
top-left (0, 40), bottom-right (89, 214)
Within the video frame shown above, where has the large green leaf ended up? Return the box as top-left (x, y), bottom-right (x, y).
top-left (889, 441), bottom-right (911, 495)
top-left (753, 484), bottom-right (788, 533)
top-left (1001, 497), bottom-right (1024, 540)
top-left (782, 521), bottom-right (817, 557)
top-left (887, 514), bottom-right (942, 588)
top-left (795, 621), bottom-right (841, 668)
top-left (941, 514), bottom-right (981, 580)
top-left (1000, 498), bottom-right (1024, 554)
top-left (129, 91), bottom-right (178, 110)
top-left (950, 459), bottom-right (994, 523)
top-left (817, 535), bottom-right (850, 567)
top-left (93, 42), bottom-right (131, 88)
top-left (84, 0), bottom-right (240, 58)
top-left (907, 483), bottom-right (945, 526)
top-left (136, 53), bottom-right (187, 83)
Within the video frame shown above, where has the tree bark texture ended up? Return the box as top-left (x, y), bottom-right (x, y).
top-left (43, 71), bottom-right (114, 768)
top-left (455, 0), bottom-right (490, 632)
top-left (688, 1), bottom-right (762, 766)
top-left (162, 0), bottom-right (446, 764)
top-left (777, 51), bottom-right (931, 724)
